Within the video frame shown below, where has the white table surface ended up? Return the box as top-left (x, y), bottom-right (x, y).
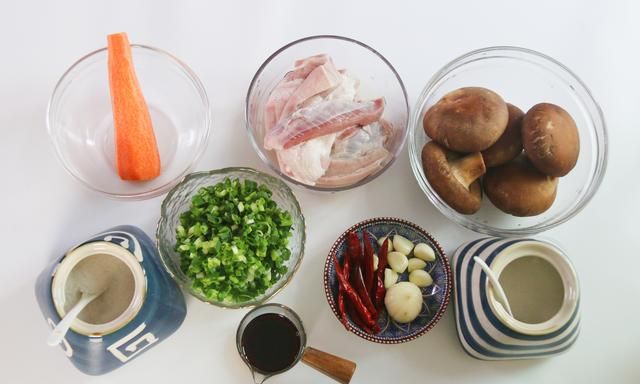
top-left (2, 0), bottom-right (639, 382)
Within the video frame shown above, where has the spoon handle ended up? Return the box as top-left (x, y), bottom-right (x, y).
top-left (301, 346), bottom-right (356, 384)
top-left (47, 294), bottom-right (96, 346)
top-left (473, 256), bottom-right (513, 316)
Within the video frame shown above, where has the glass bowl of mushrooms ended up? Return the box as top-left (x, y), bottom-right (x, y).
top-left (408, 46), bottom-right (608, 236)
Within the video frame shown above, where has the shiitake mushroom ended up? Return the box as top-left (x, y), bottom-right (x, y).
top-left (422, 87), bottom-right (579, 217)
top-left (421, 141), bottom-right (486, 215)
top-left (481, 103), bottom-right (524, 167)
top-left (522, 103), bottom-right (580, 177)
top-left (423, 87), bottom-right (508, 153)
top-left (483, 155), bottom-right (558, 217)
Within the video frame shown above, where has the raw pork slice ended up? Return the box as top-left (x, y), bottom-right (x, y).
top-left (263, 77), bottom-right (303, 133)
top-left (277, 134), bottom-right (336, 185)
top-left (300, 71), bottom-right (359, 110)
top-left (279, 61), bottom-right (342, 119)
top-left (316, 156), bottom-right (387, 187)
top-left (264, 98), bottom-right (385, 150)
top-left (284, 54), bottom-right (331, 81)
top-left (326, 70), bottom-right (359, 101)
top-left (317, 122), bottom-right (393, 187)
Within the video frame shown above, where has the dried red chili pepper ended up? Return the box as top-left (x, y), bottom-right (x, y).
top-left (332, 253), bottom-right (377, 329)
top-left (346, 232), bottom-right (361, 273)
top-left (346, 302), bottom-right (374, 334)
top-left (337, 245), bottom-right (351, 329)
top-left (374, 238), bottom-right (389, 313)
top-left (346, 232), bottom-right (377, 317)
top-left (347, 232), bottom-right (378, 319)
top-left (353, 263), bottom-right (377, 317)
top-left (362, 231), bottom-right (375, 295)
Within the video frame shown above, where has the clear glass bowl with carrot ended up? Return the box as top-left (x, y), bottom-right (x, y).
top-left (47, 33), bottom-right (211, 200)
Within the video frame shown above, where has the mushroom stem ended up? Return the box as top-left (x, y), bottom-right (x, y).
top-left (450, 152), bottom-right (486, 189)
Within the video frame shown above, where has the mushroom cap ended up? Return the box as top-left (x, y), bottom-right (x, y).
top-left (421, 141), bottom-right (485, 215)
top-left (481, 103), bottom-right (524, 167)
top-left (483, 155), bottom-right (558, 217)
top-left (423, 87), bottom-right (509, 152)
top-left (522, 103), bottom-right (580, 177)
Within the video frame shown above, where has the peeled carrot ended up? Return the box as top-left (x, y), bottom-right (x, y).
top-left (107, 32), bottom-right (161, 181)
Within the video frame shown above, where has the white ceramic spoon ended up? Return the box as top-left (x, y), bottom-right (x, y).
top-left (473, 256), bottom-right (513, 317)
top-left (47, 290), bottom-right (104, 346)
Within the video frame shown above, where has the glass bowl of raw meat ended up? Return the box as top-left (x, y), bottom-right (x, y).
top-left (246, 35), bottom-right (409, 191)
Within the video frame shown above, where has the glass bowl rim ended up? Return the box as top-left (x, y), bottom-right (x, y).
top-left (156, 167), bottom-right (307, 309)
top-left (46, 44), bottom-right (212, 201)
top-left (244, 34), bottom-right (410, 192)
top-left (408, 45), bottom-right (609, 236)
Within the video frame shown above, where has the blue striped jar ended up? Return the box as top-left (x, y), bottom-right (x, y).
top-left (35, 225), bottom-right (186, 375)
top-left (452, 237), bottom-right (580, 360)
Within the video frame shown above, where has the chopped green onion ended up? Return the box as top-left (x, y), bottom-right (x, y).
top-left (175, 178), bottom-right (294, 303)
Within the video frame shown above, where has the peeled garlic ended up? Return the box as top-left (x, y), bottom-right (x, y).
top-left (407, 258), bottom-right (427, 273)
top-left (413, 243), bottom-right (436, 262)
top-left (373, 254), bottom-right (379, 271)
top-left (409, 269), bottom-right (433, 287)
top-left (387, 251), bottom-right (409, 273)
top-left (384, 282), bottom-right (423, 323)
top-left (384, 268), bottom-right (398, 288)
top-left (378, 236), bottom-right (394, 252)
top-left (393, 235), bottom-right (414, 256)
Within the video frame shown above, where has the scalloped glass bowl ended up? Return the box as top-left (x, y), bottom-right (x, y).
top-left (409, 46), bottom-right (608, 236)
top-left (156, 168), bottom-right (306, 309)
top-left (47, 45), bottom-right (211, 200)
top-left (245, 35), bottom-right (409, 191)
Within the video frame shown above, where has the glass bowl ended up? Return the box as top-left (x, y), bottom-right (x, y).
top-left (47, 44), bottom-right (211, 200)
top-left (156, 167), bottom-right (306, 309)
top-left (409, 46), bottom-right (608, 236)
top-left (245, 35), bottom-right (409, 191)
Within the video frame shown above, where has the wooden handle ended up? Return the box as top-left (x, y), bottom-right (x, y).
top-left (301, 346), bottom-right (356, 384)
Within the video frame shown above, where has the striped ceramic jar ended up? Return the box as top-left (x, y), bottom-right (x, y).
top-left (452, 237), bottom-right (580, 360)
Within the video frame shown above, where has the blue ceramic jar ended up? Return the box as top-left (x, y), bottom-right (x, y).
top-left (452, 237), bottom-right (580, 360)
top-left (35, 225), bottom-right (186, 375)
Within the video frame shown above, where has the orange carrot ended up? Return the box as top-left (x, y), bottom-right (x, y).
top-left (107, 32), bottom-right (161, 181)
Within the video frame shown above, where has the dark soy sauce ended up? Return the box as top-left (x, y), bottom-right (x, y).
top-left (241, 313), bottom-right (302, 374)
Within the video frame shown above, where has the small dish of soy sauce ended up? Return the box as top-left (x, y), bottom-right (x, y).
top-left (241, 312), bottom-right (303, 374)
top-left (236, 303), bottom-right (356, 384)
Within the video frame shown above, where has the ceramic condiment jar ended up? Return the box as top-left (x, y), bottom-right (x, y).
top-left (452, 237), bottom-right (580, 360)
top-left (35, 225), bottom-right (186, 375)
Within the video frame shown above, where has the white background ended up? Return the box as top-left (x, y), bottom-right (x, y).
top-left (1, 1), bottom-right (639, 383)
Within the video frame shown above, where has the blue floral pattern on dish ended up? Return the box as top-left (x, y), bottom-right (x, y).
top-left (324, 217), bottom-right (452, 343)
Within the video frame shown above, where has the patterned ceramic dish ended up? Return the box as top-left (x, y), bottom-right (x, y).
top-left (156, 167), bottom-right (306, 309)
top-left (323, 217), bottom-right (452, 343)
top-left (452, 237), bottom-right (580, 360)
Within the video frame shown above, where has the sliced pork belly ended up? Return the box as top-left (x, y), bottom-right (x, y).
top-left (326, 70), bottom-right (359, 101)
top-left (276, 134), bottom-right (336, 185)
top-left (316, 154), bottom-right (388, 187)
top-left (264, 98), bottom-right (385, 150)
top-left (280, 61), bottom-right (342, 119)
top-left (284, 54), bottom-right (331, 81)
top-left (317, 122), bottom-right (392, 187)
top-left (263, 77), bottom-right (303, 132)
